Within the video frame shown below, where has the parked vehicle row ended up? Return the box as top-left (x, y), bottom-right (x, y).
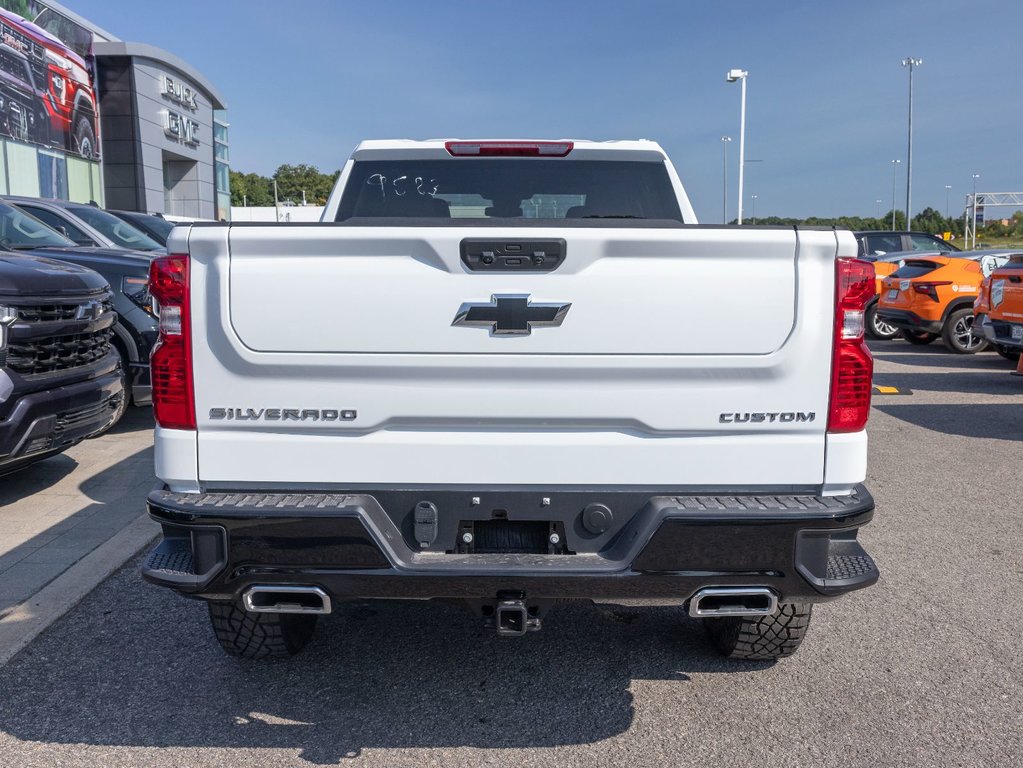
top-left (860, 243), bottom-right (1021, 357)
top-left (0, 200), bottom-right (183, 473)
top-left (875, 250), bottom-right (1012, 354)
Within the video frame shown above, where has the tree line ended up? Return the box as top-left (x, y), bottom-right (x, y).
top-left (230, 165), bottom-right (340, 207)
top-left (746, 207), bottom-right (965, 236)
top-left (744, 208), bottom-right (1023, 238)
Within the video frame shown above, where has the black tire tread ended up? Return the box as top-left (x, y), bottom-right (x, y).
top-left (207, 601), bottom-right (316, 659)
top-left (704, 602), bottom-right (812, 660)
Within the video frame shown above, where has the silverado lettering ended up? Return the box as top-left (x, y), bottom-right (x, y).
top-left (209, 408), bottom-right (356, 421)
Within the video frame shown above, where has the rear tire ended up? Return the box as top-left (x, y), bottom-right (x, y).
top-left (866, 302), bottom-right (900, 340)
top-left (941, 308), bottom-right (987, 354)
top-left (72, 113), bottom-right (97, 159)
top-left (901, 330), bottom-right (938, 345)
top-left (703, 602), bottom-right (812, 660)
top-left (207, 601), bottom-right (317, 659)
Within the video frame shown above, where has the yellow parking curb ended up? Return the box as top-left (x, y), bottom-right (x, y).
top-left (873, 385), bottom-right (911, 395)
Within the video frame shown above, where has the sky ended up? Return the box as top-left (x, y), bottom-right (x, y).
top-left (71, 0), bottom-right (1023, 224)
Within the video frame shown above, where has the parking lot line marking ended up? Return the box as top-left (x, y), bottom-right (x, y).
top-left (873, 385), bottom-right (912, 395)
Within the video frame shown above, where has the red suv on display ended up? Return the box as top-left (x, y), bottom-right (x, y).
top-left (0, 8), bottom-right (98, 158)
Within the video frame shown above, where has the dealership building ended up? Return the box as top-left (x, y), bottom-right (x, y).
top-left (0, 0), bottom-right (229, 220)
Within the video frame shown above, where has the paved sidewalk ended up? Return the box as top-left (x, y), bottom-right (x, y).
top-left (0, 408), bottom-right (157, 657)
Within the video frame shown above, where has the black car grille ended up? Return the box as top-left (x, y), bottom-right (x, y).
top-left (0, 48), bottom-right (31, 85)
top-left (5, 298), bottom-right (115, 376)
top-left (14, 299), bottom-right (113, 323)
top-left (7, 328), bottom-right (113, 375)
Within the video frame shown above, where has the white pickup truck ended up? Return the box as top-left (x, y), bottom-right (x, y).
top-left (143, 139), bottom-right (879, 661)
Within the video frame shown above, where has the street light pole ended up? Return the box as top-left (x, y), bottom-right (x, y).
top-left (891, 159), bottom-right (901, 230)
top-left (875, 199), bottom-right (883, 219)
top-left (944, 185), bottom-right (951, 220)
top-left (971, 173), bottom-right (980, 249)
top-left (726, 69), bottom-right (748, 224)
top-left (902, 58), bottom-right (922, 227)
top-left (751, 194), bottom-right (757, 224)
top-left (721, 136), bottom-right (731, 224)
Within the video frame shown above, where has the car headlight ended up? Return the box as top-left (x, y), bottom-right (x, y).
top-left (122, 275), bottom-right (155, 316)
top-left (51, 73), bottom-right (67, 104)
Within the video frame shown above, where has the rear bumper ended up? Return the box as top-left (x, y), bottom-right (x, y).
top-left (0, 368), bottom-right (123, 471)
top-left (875, 308), bottom-right (942, 334)
top-left (143, 485), bottom-right (879, 606)
top-left (979, 316), bottom-right (1023, 349)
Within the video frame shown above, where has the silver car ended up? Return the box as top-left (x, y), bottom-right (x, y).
top-left (1, 196), bottom-right (164, 252)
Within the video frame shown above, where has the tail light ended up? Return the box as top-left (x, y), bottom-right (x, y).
top-left (912, 281), bottom-right (952, 302)
top-left (828, 258), bottom-right (874, 433)
top-left (445, 141), bottom-right (573, 157)
top-left (149, 254), bottom-right (194, 430)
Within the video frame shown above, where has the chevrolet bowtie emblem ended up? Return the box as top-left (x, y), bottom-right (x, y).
top-left (452, 294), bottom-right (571, 336)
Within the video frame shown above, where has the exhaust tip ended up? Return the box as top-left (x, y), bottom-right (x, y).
top-left (243, 585), bottom-right (332, 615)
top-left (688, 587), bottom-right (778, 618)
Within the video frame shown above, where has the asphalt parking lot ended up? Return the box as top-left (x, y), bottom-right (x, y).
top-left (0, 340), bottom-right (1021, 767)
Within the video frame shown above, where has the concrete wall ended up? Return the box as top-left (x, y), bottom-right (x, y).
top-left (98, 55), bottom-right (217, 218)
top-left (230, 206), bottom-right (325, 223)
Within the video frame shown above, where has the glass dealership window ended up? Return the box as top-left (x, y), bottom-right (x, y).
top-left (215, 161), bottom-right (230, 192)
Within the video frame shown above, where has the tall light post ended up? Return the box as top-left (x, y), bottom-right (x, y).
top-left (971, 173), bottom-right (980, 249)
top-left (902, 57), bottom-right (922, 226)
top-left (751, 194), bottom-right (758, 224)
top-left (944, 185), bottom-right (952, 220)
top-left (720, 136), bottom-right (732, 224)
top-left (891, 159), bottom-right (901, 230)
top-left (726, 68), bottom-right (748, 224)
top-left (875, 199), bottom-right (883, 219)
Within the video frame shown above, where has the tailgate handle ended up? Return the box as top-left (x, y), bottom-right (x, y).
top-left (461, 239), bottom-right (565, 272)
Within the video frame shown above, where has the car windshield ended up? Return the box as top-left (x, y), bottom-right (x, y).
top-left (67, 206), bottom-right (163, 250)
top-left (0, 203), bottom-right (77, 249)
top-left (134, 215), bottom-right (176, 243)
top-left (335, 159), bottom-right (684, 222)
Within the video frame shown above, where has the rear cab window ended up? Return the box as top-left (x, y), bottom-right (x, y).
top-left (335, 159), bottom-right (684, 224)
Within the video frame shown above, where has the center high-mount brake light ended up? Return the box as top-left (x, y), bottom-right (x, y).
top-left (444, 141), bottom-right (573, 157)
top-left (828, 258), bottom-right (874, 433)
top-left (149, 254), bottom-right (195, 430)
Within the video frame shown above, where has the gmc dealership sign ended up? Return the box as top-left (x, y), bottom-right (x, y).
top-left (163, 110), bottom-right (199, 146)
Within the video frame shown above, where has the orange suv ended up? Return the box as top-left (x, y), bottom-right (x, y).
top-left (977, 256), bottom-right (1023, 355)
top-left (877, 253), bottom-right (1010, 353)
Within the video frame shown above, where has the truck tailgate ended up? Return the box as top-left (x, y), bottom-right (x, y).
top-left (186, 224), bottom-right (843, 488)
